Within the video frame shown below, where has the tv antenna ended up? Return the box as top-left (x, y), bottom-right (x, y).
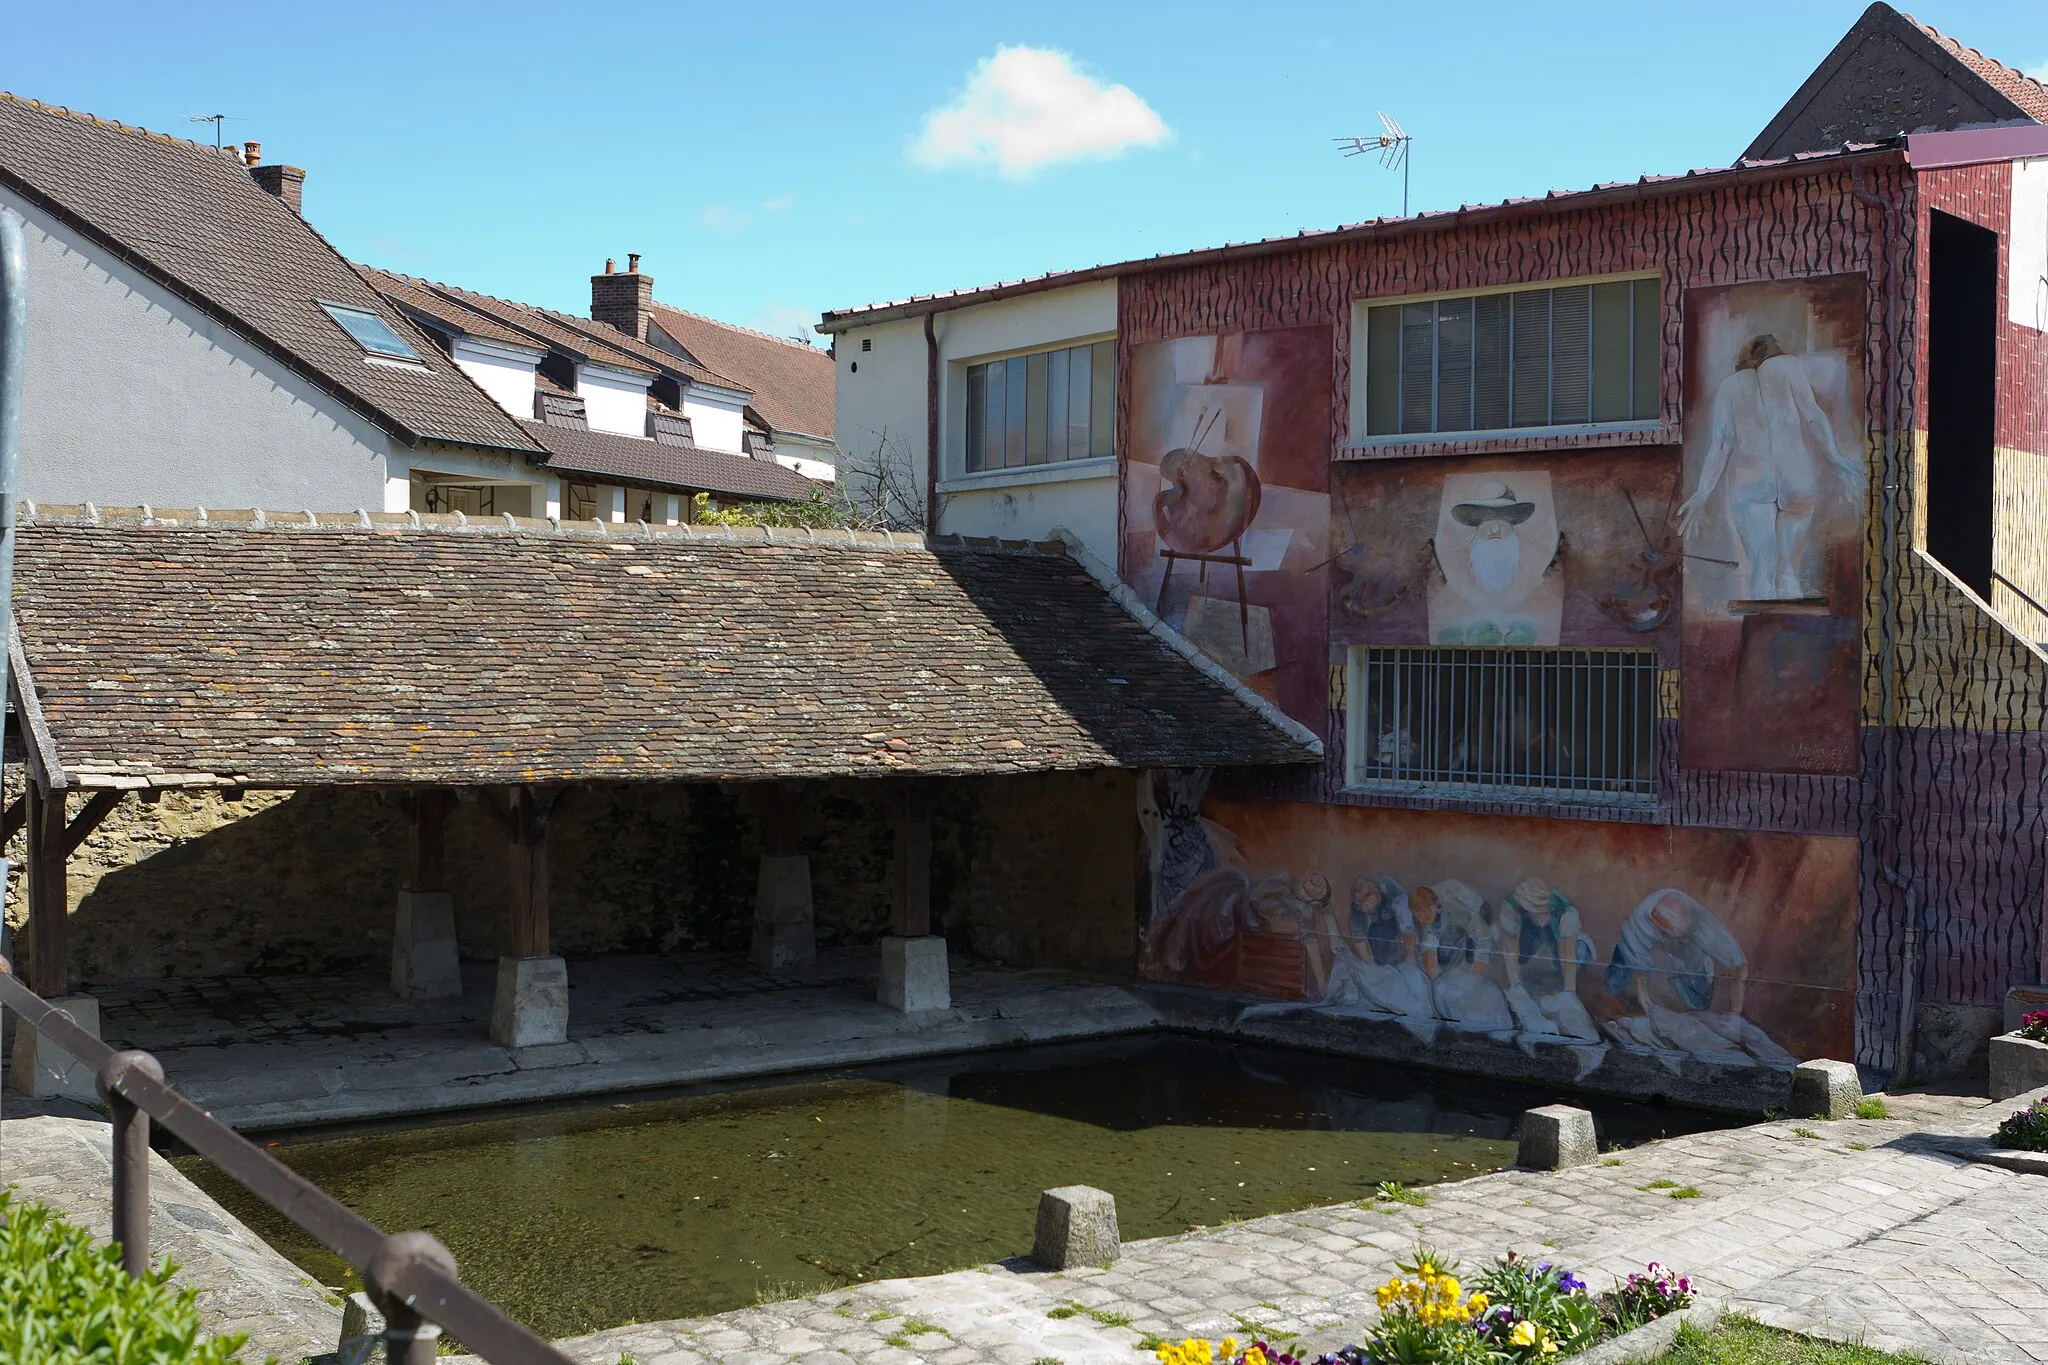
top-left (1335, 112), bottom-right (1413, 217)
top-left (185, 113), bottom-right (245, 148)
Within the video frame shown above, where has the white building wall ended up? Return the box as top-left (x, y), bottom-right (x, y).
top-left (450, 336), bottom-right (543, 420)
top-left (5, 185), bottom-right (393, 511)
top-left (576, 362), bottom-right (652, 436)
top-left (681, 384), bottom-right (750, 454)
top-left (830, 281), bottom-right (1119, 552)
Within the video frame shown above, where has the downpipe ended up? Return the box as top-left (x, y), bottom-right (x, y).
top-left (0, 211), bottom-right (25, 994)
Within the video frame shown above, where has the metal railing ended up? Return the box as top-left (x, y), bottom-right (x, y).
top-left (0, 954), bottom-right (572, 1365)
top-left (1347, 645), bottom-right (1658, 799)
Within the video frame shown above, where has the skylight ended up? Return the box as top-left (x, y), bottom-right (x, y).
top-left (319, 302), bottom-right (421, 360)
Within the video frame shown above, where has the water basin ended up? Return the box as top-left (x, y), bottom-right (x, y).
top-left (174, 1034), bottom-right (1730, 1339)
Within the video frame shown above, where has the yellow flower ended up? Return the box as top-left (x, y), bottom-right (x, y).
top-left (1245, 1348), bottom-right (1267, 1365)
top-left (1541, 1338), bottom-right (1560, 1357)
top-left (1510, 1320), bottom-right (1538, 1347)
top-left (1221, 1340), bottom-right (1238, 1360)
top-left (1437, 1276), bottom-right (1461, 1301)
top-left (1467, 1293), bottom-right (1489, 1316)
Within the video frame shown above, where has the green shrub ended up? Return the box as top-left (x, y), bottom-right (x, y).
top-left (0, 1192), bottom-right (251, 1363)
top-left (1994, 1098), bottom-right (2048, 1152)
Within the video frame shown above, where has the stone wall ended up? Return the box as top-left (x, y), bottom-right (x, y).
top-left (1, 770), bottom-right (1138, 985)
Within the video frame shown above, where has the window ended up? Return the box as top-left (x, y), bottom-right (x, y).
top-left (319, 302), bottom-right (422, 360)
top-left (563, 482), bottom-right (600, 522)
top-left (1359, 278), bottom-right (1658, 439)
top-left (1346, 646), bottom-right (1656, 799)
top-left (963, 341), bottom-right (1114, 473)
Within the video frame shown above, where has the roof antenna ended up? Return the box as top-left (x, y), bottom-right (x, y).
top-left (185, 113), bottom-right (245, 149)
top-left (1335, 112), bottom-right (1413, 217)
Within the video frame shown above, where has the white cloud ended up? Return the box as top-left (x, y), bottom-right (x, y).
top-left (762, 192), bottom-right (797, 213)
top-left (699, 204), bottom-right (753, 233)
top-left (2028, 59), bottom-right (2048, 82)
top-left (911, 45), bottom-right (1168, 179)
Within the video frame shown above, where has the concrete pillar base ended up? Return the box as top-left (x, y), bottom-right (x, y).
top-left (1790, 1058), bottom-right (1863, 1119)
top-left (1033, 1185), bottom-right (1120, 1269)
top-left (8, 994), bottom-right (100, 1101)
top-left (751, 854), bottom-right (816, 970)
top-left (878, 935), bottom-right (950, 1013)
top-left (1517, 1104), bottom-right (1597, 1169)
top-left (489, 955), bottom-right (568, 1049)
top-left (391, 890), bottom-right (462, 1000)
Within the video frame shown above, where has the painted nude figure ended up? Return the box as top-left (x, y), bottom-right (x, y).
top-left (1677, 334), bottom-right (1864, 601)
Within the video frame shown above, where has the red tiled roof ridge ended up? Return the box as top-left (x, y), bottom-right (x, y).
top-left (16, 500), bottom-right (1055, 553)
top-left (646, 301), bottom-right (826, 353)
top-left (1905, 12), bottom-right (2048, 121)
top-left (0, 90), bottom-right (246, 159)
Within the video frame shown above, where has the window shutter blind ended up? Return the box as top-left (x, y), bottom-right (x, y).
top-left (1399, 302), bottom-right (1435, 434)
top-left (1366, 306), bottom-right (1401, 435)
top-left (966, 364), bottom-right (988, 471)
top-left (1590, 281), bottom-right (1633, 422)
top-left (1473, 293), bottom-right (1511, 431)
top-left (1511, 290), bottom-right (1551, 426)
top-left (1003, 356), bottom-right (1027, 467)
top-left (1435, 297), bottom-right (1474, 431)
top-left (1089, 341), bottom-right (1115, 459)
top-left (1045, 348), bottom-right (1070, 464)
top-left (1631, 278), bottom-right (1660, 420)
top-left (1067, 345), bottom-right (1092, 460)
top-left (1550, 284), bottom-right (1591, 424)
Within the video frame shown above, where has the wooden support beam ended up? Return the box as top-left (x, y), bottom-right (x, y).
top-left (0, 794), bottom-right (24, 845)
top-left (58, 790), bottom-right (124, 860)
top-left (501, 786), bottom-right (565, 960)
top-left (26, 786), bottom-right (70, 996)
top-left (890, 780), bottom-right (933, 938)
top-left (408, 789), bottom-right (454, 893)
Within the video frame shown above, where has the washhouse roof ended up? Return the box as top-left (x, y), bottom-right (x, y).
top-left (10, 506), bottom-right (1322, 792)
top-left (518, 419), bottom-right (814, 503)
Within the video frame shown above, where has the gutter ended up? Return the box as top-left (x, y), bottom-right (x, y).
top-left (924, 312), bottom-right (939, 537)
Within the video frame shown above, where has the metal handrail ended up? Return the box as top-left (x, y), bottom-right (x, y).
top-left (0, 955), bottom-right (573, 1365)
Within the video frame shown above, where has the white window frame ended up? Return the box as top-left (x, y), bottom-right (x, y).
top-left (953, 335), bottom-right (1116, 481)
top-left (1347, 271), bottom-right (1661, 448)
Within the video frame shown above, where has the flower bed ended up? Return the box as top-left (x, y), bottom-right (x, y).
top-left (1993, 1096), bottom-right (2048, 1152)
top-left (2017, 1010), bottom-right (2048, 1044)
top-left (1153, 1250), bottom-right (1694, 1365)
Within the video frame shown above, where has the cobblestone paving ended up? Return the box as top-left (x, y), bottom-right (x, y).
top-left (521, 1088), bottom-right (2048, 1365)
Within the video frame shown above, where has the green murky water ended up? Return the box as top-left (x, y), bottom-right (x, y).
top-left (173, 1036), bottom-right (1722, 1340)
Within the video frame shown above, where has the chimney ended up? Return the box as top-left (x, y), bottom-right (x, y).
top-left (591, 254), bottom-right (652, 340)
top-left (250, 162), bottom-right (307, 215)
top-left (243, 140), bottom-right (260, 166)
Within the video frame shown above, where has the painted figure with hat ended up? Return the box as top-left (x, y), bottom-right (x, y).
top-left (1429, 472), bottom-right (1563, 646)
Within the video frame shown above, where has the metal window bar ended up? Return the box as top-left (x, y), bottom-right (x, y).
top-left (0, 959), bottom-right (573, 1365)
top-left (1351, 646), bottom-right (1656, 798)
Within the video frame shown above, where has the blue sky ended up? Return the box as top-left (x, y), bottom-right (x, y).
top-left (6, 2), bottom-right (2042, 344)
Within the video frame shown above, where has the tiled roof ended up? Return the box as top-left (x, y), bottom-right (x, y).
top-left (406, 278), bottom-right (659, 376)
top-left (12, 508), bottom-right (1321, 789)
top-left (0, 93), bottom-right (540, 455)
top-left (1910, 14), bottom-right (2048, 123)
top-left (817, 143), bottom-right (1899, 331)
top-left (518, 419), bottom-right (814, 502)
top-left (360, 268), bottom-right (543, 350)
top-left (541, 308), bottom-right (752, 393)
top-left (647, 304), bottom-right (834, 441)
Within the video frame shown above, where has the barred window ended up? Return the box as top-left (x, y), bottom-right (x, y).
top-left (1346, 646), bottom-right (1656, 799)
top-left (964, 342), bottom-right (1115, 473)
top-left (1359, 278), bottom-right (1659, 439)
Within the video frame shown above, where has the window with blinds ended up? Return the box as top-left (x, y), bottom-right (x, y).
top-left (963, 341), bottom-right (1115, 473)
top-left (1361, 278), bottom-right (1659, 439)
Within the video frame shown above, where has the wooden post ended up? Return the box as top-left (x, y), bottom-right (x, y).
top-left (26, 785), bottom-right (70, 996)
top-left (504, 787), bottom-right (551, 959)
top-left (409, 790), bottom-right (452, 894)
top-left (890, 781), bottom-right (933, 938)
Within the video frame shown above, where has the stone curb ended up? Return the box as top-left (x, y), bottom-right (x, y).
top-left (1571, 1303), bottom-right (1722, 1365)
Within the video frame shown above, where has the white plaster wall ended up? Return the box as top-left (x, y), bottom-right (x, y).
top-left (777, 433), bottom-right (837, 483)
top-left (829, 281), bottom-right (1117, 539)
top-left (938, 469), bottom-right (1120, 557)
top-left (389, 444), bottom-right (546, 514)
top-left (577, 363), bottom-right (651, 436)
top-left (451, 337), bottom-right (542, 420)
top-left (4, 186), bottom-right (393, 510)
top-left (681, 384), bottom-right (749, 454)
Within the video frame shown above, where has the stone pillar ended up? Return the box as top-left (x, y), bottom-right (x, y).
top-left (753, 857), bottom-right (816, 969)
top-left (750, 783), bottom-right (814, 970)
top-left (491, 787), bottom-right (567, 1048)
top-left (881, 781), bottom-right (948, 1011)
top-left (392, 791), bottom-right (461, 1000)
top-left (1033, 1186), bottom-right (1119, 1269)
top-left (1517, 1105), bottom-right (1597, 1169)
top-left (8, 993), bottom-right (100, 1101)
top-left (1790, 1058), bottom-right (1863, 1119)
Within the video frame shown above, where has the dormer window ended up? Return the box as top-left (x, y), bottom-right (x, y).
top-left (319, 301), bottom-right (421, 361)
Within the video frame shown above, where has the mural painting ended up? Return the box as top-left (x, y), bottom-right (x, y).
top-left (1138, 781), bottom-right (1857, 1084)
top-left (1122, 327), bottom-right (1334, 726)
top-left (1679, 274), bottom-right (1867, 775)
top-left (1329, 451), bottom-right (1688, 651)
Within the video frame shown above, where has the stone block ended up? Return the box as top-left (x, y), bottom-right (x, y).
top-left (751, 855), bottom-right (816, 970)
top-left (1032, 1184), bottom-right (1119, 1269)
top-left (878, 935), bottom-right (950, 1013)
top-left (489, 955), bottom-right (568, 1049)
top-left (390, 890), bottom-right (462, 1000)
top-left (1517, 1104), bottom-right (1598, 1170)
top-left (2005, 985), bottom-right (2048, 1034)
top-left (339, 1290), bottom-right (385, 1362)
top-left (1990, 1033), bottom-right (2048, 1101)
top-left (7, 995), bottom-right (101, 1101)
top-left (1790, 1058), bottom-right (1863, 1119)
